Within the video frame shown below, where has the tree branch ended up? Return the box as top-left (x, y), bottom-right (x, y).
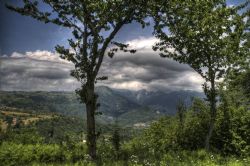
top-left (94, 18), bottom-right (129, 76)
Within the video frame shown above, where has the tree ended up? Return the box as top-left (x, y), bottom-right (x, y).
top-left (222, 68), bottom-right (250, 111)
top-left (6, 0), bottom-right (148, 159)
top-left (111, 120), bottom-right (121, 159)
top-left (152, 0), bottom-right (249, 150)
top-left (176, 98), bottom-right (186, 128)
top-left (214, 86), bottom-right (250, 155)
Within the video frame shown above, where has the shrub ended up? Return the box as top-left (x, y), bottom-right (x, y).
top-left (0, 143), bottom-right (66, 165)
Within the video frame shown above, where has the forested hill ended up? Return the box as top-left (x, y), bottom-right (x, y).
top-left (0, 86), bottom-right (204, 125)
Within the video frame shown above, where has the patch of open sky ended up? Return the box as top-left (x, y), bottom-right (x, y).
top-left (0, 0), bottom-right (247, 56)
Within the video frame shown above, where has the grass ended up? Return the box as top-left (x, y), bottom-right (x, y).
top-left (0, 119), bottom-right (8, 132)
top-left (0, 142), bottom-right (249, 166)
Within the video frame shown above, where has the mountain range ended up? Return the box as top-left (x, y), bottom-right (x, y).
top-left (0, 86), bottom-right (204, 126)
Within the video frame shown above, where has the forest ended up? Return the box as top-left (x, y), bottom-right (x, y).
top-left (0, 0), bottom-right (249, 165)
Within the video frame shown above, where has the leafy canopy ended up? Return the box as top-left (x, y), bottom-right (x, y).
top-left (7, 0), bottom-right (149, 102)
top-left (153, 0), bottom-right (249, 97)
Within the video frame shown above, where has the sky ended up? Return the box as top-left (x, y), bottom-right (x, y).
top-left (0, 0), bottom-right (247, 92)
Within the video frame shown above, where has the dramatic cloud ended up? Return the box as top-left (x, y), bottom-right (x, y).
top-left (0, 37), bottom-right (204, 92)
top-left (0, 50), bottom-right (78, 91)
top-left (99, 37), bottom-right (204, 91)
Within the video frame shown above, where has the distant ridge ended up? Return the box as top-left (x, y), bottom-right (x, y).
top-left (0, 86), bottom-right (204, 126)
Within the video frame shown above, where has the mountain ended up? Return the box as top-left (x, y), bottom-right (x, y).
top-left (0, 87), bottom-right (139, 117)
top-left (0, 91), bottom-right (84, 117)
top-left (117, 107), bottom-right (162, 127)
top-left (115, 88), bottom-right (205, 115)
top-left (96, 86), bottom-right (140, 116)
top-left (0, 86), bottom-right (204, 126)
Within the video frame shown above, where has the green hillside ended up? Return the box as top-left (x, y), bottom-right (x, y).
top-left (0, 87), bottom-right (204, 126)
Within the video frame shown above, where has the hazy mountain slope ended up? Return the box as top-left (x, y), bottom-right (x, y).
top-left (96, 86), bottom-right (140, 116)
top-left (0, 91), bottom-right (84, 116)
top-left (115, 89), bottom-right (205, 115)
top-left (0, 87), bottom-right (140, 117)
top-left (0, 87), bottom-right (204, 125)
top-left (118, 107), bottom-right (163, 127)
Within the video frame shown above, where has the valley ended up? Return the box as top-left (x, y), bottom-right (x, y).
top-left (0, 86), bottom-right (204, 127)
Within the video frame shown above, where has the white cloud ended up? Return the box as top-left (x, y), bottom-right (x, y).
top-left (1, 37), bottom-right (205, 92)
top-left (10, 52), bottom-right (24, 58)
top-left (126, 37), bottom-right (159, 50)
top-left (0, 50), bottom-right (78, 91)
top-left (99, 37), bottom-right (204, 92)
top-left (110, 81), bottom-right (147, 91)
top-left (10, 50), bottom-right (70, 64)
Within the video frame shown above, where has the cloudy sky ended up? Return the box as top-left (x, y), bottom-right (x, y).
top-left (0, 0), bottom-right (245, 92)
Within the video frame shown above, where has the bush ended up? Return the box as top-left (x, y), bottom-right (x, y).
top-left (0, 142), bottom-right (37, 166)
top-left (213, 106), bottom-right (250, 156)
top-left (0, 142), bottom-right (76, 165)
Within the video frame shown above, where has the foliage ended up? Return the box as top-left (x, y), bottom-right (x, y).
top-left (125, 97), bottom-right (250, 161)
top-left (1, 127), bottom-right (45, 144)
top-left (152, 0), bottom-right (249, 149)
top-left (225, 68), bottom-right (250, 104)
top-left (213, 106), bottom-right (250, 156)
top-left (0, 142), bottom-right (89, 166)
top-left (111, 122), bottom-right (121, 153)
top-left (176, 99), bottom-right (187, 127)
top-left (3, 0), bottom-right (250, 164)
top-left (6, 0), bottom-right (149, 159)
top-left (0, 95), bottom-right (249, 165)
top-left (211, 72), bottom-right (250, 156)
top-left (1, 142), bottom-right (249, 166)
top-left (153, 0), bottom-right (249, 83)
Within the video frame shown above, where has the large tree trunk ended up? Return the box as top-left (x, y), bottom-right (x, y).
top-left (205, 78), bottom-right (216, 151)
top-left (205, 109), bottom-right (215, 150)
top-left (85, 84), bottom-right (97, 160)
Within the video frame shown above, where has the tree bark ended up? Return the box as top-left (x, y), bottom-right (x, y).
top-left (85, 84), bottom-right (97, 160)
top-left (205, 77), bottom-right (216, 151)
top-left (205, 110), bottom-right (215, 150)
